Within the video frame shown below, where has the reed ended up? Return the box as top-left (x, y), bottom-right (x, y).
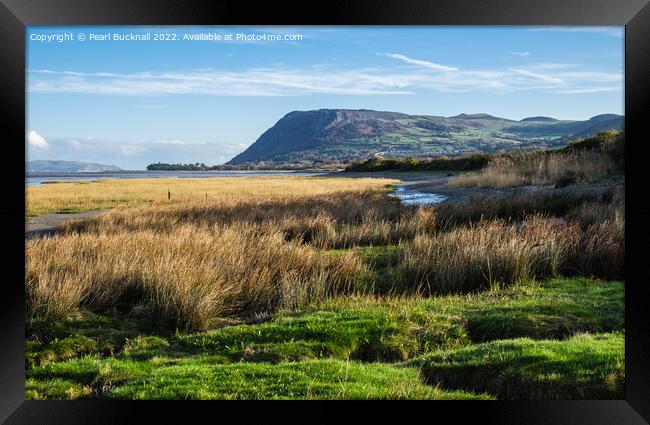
top-left (26, 225), bottom-right (367, 329)
top-left (395, 214), bottom-right (623, 294)
top-left (26, 176), bottom-right (624, 329)
top-left (448, 151), bottom-right (615, 188)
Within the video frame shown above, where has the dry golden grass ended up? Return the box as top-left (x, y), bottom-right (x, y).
top-left (563, 210), bottom-right (625, 280)
top-left (435, 184), bottom-right (623, 229)
top-left (397, 216), bottom-right (567, 294)
top-left (59, 190), bottom-right (436, 249)
top-left (396, 213), bottom-right (624, 294)
top-left (566, 195), bottom-right (624, 228)
top-left (448, 151), bottom-right (615, 188)
top-left (26, 224), bottom-right (367, 329)
top-left (26, 174), bottom-right (624, 329)
top-left (26, 176), bottom-right (399, 217)
top-left (27, 177), bottom-right (399, 328)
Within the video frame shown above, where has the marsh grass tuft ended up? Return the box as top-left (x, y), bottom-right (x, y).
top-left (448, 150), bottom-right (616, 188)
top-left (396, 214), bottom-right (624, 294)
top-left (26, 225), bottom-right (368, 329)
top-left (27, 177), bottom-right (624, 327)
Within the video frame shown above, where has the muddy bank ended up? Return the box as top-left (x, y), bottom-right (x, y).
top-left (329, 170), bottom-right (621, 205)
top-left (25, 210), bottom-right (109, 239)
top-left (322, 170), bottom-right (451, 181)
top-left (410, 179), bottom-right (623, 205)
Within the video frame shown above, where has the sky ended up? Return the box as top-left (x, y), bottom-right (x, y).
top-left (26, 26), bottom-right (624, 170)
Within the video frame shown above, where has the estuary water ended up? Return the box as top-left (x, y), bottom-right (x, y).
top-left (389, 184), bottom-right (448, 206)
top-left (25, 170), bottom-right (326, 186)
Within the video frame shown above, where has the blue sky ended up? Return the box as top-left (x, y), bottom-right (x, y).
top-left (26, 26), bottom-right (624, 169)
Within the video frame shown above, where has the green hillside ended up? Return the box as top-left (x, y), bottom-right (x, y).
top-left (227, 109), bottom-right (623, 166)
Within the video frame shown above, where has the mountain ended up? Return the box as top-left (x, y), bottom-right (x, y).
top-left (27, 160), bottom-right (122, 173)
top-left (520, 116), bottom-right (559, 122)
top-left (227, 109), bottom-right (623, 165)
top-left (451, 113), bottom-right (509, 120)
top-left (570, 115), bottom-right (625, 139)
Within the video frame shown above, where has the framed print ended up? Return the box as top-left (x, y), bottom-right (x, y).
top-left (1, 0), bottom-right (649, 423)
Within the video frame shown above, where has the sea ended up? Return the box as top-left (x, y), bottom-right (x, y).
top-left (25, 170), bottom-right (327, 186)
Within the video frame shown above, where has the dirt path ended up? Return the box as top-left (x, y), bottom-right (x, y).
top-left (25, 210), bottom-right (109, 240)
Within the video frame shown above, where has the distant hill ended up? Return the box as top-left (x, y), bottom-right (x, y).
top-left (571, 115), bottom-right (625, 139)
top-left (27, 160), bottom-right (122, 173)
top-left (520, 116), bottom-right (559, 122)
top-left (227, 109), bottom-right (623, 165)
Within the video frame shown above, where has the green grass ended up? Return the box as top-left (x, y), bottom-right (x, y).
top-left (177, 309), bottom-right (422, 363)
top-left (25, 277), bottom-right (624, 399)
top-left (328, 245), bottom-right (403, 293)
top-left (29, 356), bottom-right (159, 387)
top-left (25, 310), bottom-right (166, 368)
top-left (25, 378), bottom-right (93, 400)
top-left (26, 352), bottom-right (489, 400)
top-left (26, 335), bottom-right (99, 369)
top-left (107, 359), bottom-right (491, 400)
top-left (412, 333), bottom-right (624, 400)
top-left (317, 277), bottom-right (624, 343)
top-left (458, 279), bottom-right (623, 341)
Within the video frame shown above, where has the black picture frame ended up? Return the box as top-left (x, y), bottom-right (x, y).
top-left (2, 0), bottom-right (649, 423)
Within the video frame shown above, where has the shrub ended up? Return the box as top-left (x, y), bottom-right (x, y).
top-left (561, 130), bottom-right (625, 170)
top-left (345, 153), bottom-right (491, 172)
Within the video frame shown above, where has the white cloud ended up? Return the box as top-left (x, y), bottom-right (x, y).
top-left (528, 27), bottom-right (623, 38)
top-left (120, 144), bottom-right (146, 156)
top-left (509, 69), bottom-right (565, 85)
top-left (382, 53), bottom-right (459, 72)
top-left (158, 139), bottom-right (189, 145)
top-left (511, 51), bottom-right (530, 57)
top-left (67, 139), bottom-right (86, 150)
top-left (27, 56), bottom-right (622, 97)
top-left (28, 68), bottom-right (413, 96)
top-left (532, 63), bottom-right (580, 70)
top-left (26, 137), bottom-right (249, 170)
top-left (27, 130), bottom-right (49, 149)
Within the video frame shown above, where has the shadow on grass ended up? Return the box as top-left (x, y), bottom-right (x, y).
top-left (411, 333), bottom-right (624, 400)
